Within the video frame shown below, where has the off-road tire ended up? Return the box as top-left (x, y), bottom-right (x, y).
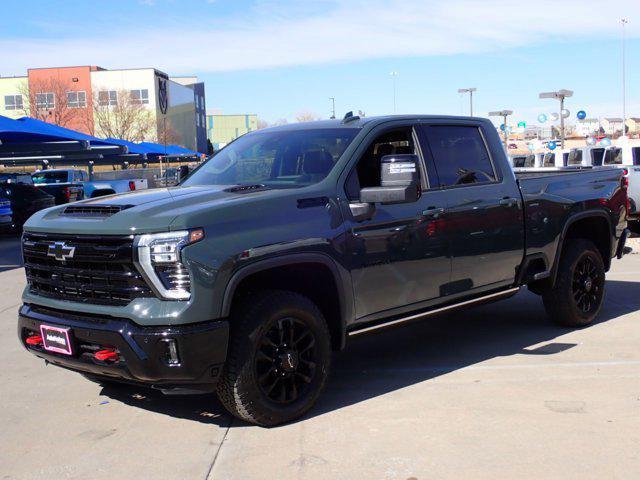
top-left (216, 290), bottom-right (331, 426)
top-left (542, 239), bottom-right (606, 327)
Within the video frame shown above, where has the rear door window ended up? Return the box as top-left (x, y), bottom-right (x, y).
top-left (421, 125), bottom-right (497, 187)
top-left (32, 171), bottom-right (69, 184)
top-left (633, 147), bottom-right (640, 166)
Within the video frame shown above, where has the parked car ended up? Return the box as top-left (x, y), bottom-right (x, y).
top-left (31, 170), bottom-right (85, 204)
top-left (157, 165), bottom-right (191, 187)
top-left (540, 150), bottom-right (570, 168)
top-left (602, 145), bottom-right (640, 231)
top-left (510, 153), bottom-right (542, 168)
top-left (32, 168), bottom-right (148, 204)
top-left (18, 115), bottom-right (629, 426)
top-left (566, 146), bottom-right (606, 167)
top-left (0, 194), bottom-right (11, 230)
top-left (0, 172), bottom-right (55, 231)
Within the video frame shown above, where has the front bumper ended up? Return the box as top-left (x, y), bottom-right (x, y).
top-left (18, 304), bottom-right (229, 392)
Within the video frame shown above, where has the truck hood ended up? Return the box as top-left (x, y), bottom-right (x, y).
top-left (24, 185), bottom-right (283, 234)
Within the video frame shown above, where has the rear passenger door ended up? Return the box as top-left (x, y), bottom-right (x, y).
top-left (418, 123), bottom-right (524, 295)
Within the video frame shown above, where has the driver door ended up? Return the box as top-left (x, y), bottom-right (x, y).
top-left (342, 125), bottom-right (451, 320)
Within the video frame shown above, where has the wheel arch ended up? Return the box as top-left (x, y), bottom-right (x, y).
top-left (222, 253), bottom-right (352, 351)
top-left (551, 211), bottom-right (613, 286)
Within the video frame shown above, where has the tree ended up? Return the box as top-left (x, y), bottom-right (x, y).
top-left (91, 89), bottom-right (156, 143)
top-left (207, 139), bottom-right (215, 155)
top-left (295, 111), bottom-right (322, 122)
top-left (19, 77), bottom-right (81, 128)
top-left (272, 118), bottom-right (289, 126)
top-left (257, 119), bottom-right (269, 130)
top-left (157, 117), bottom-right (181, 147)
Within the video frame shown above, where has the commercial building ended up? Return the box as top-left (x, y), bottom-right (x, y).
top-left (170, 76), bottom-right (208, 154)
top-left (206, 113), bottom-right (258, 150)
top-left (602, 118), bottom-right (624, 136)
top-left (0, 66), bottom-right (207, 152)
top-left (0, 76), bottom-right (28, 120)
top-left (575, 118), bottom-right (601, 137)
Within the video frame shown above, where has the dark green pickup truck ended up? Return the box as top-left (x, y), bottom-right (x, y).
top-left (18, 115), bottom-right (630, 426)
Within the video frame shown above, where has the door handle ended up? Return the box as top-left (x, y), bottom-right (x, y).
top-left (422, 207), bottom-right (445, 218)
top-left (499, 197), bottom-right (517, 207)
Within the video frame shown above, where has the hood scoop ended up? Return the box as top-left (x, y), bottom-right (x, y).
top-left (61, 204), bottom-right (134, 218)
top-left (224, 184), bottom-right (267, 194)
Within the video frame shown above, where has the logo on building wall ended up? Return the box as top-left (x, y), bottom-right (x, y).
top-left (158, 77), bottom-right (168, 114)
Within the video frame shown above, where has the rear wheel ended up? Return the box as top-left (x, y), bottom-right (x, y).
top-left (216, 290), bottom-right (331, 426)
top-left (542, 239), bottom-right (606, 327)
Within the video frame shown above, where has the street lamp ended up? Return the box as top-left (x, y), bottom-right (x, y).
top-left (457, 88), bottom-right (477, 116)
top-left (621, 18), bottom-right (629, 139)
top-left (489, 110), bottom-right (513, 150)
top-left (390, 71), bottom-right (398, 113)
top-left (329, 97), bottom-right (336, 119)
top-left (539, 89), bottom-right (573, 149)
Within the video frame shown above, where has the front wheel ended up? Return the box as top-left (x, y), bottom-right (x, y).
top-left (542, 239), bottom-right (606, 327)
top-left (216, 290), bottom-right (332, 426)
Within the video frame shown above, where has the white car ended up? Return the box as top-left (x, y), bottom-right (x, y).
top-left (566, 146), bottom-right (607, 167)
top-left (602, 145), bottom-right (640, 228)
top-left (540, 150), bottom-right (570, 168)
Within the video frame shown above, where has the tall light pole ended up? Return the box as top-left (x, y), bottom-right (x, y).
top-left (390, 71), bottom-right (398, 113)
top-left (539, 89), bottom-right (573, 149)
top-left (621, 18), bottom-right (629, 139)
top-left (458, 87), bottom-right (477, 116)
top-left (329, 97), bottom-right (336, 119)
top-left (489, 110), bottom-right (513, 150)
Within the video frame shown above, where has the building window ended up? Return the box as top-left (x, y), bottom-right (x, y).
top-left (98, 90), bottom-right (117, 107)
top-left (201, 114), bottom-right (205, 128)
top-left (196, 114), bottom-right (200, 128)
top-left (4, 94), bottom-right (23, 111)
top-left (35, 93), bottom-right (55, 110)
top-left (67, 91), bottom-right (86, 108)
top-left (130, 89), bottom-right (149, 105)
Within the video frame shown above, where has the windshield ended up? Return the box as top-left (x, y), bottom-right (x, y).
top-left (183, 128), bottom-right (359, 188)
top-left (32, 171), bottom-right (69, 184)
top-left (0, 173), bottom-right (32, 184)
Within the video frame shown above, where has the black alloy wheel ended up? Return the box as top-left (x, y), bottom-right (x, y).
top-left (572, 255), bottom-right (604, 314)
top-left (255, 317), bottom-right (317, 404)
top-left (542, 239), bottom-right (606, 327)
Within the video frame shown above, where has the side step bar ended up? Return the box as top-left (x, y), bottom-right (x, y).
top-left (348, 287), bottom-right (520, 337)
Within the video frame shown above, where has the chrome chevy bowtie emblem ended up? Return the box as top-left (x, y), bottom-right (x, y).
top-left (47, 242), bottom-right (76, 261)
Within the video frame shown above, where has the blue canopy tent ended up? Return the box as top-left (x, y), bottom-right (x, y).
top-left (138, 142), bottom-right (199, 157)
top-left (0, 115), bottom-right (199, 170)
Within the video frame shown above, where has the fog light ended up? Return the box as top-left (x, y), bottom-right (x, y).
top-left (161, 338), bottom-right (180, 365)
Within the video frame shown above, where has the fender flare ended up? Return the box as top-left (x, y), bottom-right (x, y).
top-left (550, 210), bottom-right (613, 285)
top-left (221, 252), bottom-right (353, 350)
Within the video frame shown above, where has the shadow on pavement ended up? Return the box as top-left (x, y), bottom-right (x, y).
top-left (97, 280), bottom-right (640, 427)
top-left (0, 234), bottom-right (23, 273)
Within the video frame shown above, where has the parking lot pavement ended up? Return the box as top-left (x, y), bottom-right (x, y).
top-left (1, 251), bottom-right (639, 479)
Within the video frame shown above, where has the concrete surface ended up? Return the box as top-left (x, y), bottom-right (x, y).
top-left (1, 234), bottom-right (639, 480)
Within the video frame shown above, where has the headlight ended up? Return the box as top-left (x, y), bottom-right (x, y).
top-left (135, 229), bottom-right (204, 300)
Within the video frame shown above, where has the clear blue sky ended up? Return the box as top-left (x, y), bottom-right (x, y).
top-left (2, 0), bottom-right (639, 126)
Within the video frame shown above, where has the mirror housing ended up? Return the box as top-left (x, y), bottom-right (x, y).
top-left (360, 154), bottom-right (421, 205)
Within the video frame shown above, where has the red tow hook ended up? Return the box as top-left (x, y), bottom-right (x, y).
top-left (95, 349), bottom-right (119, 362)
top-left (26, 335), bottom-right (43, 346)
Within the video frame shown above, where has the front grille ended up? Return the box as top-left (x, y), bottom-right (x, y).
top-left (62, 205), bottom-right (132, 217)
top-left (23, 232), bottom-right (153, 306)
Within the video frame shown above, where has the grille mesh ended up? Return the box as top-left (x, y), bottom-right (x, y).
top-left (22, 232), bottom-right (153, 306)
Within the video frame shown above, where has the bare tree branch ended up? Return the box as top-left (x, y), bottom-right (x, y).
top-left (91, 89), bottom-right (155, 143)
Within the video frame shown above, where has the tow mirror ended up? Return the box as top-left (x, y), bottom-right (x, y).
top-left (360, 154), bottom-right (421, 205)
